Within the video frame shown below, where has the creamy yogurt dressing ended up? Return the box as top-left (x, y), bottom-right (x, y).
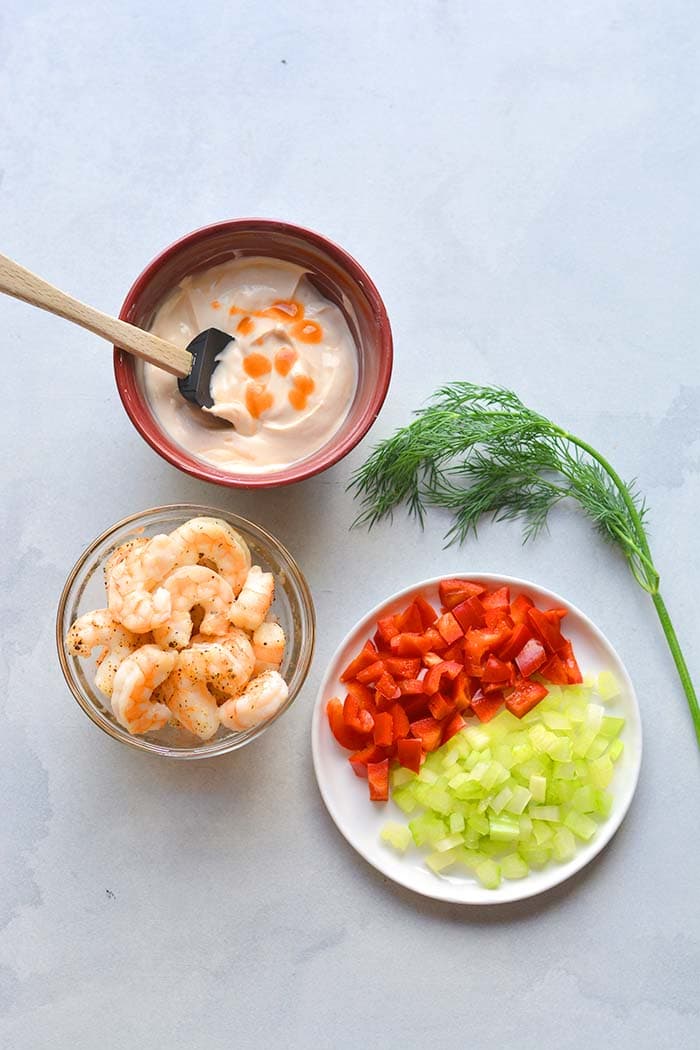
top-left (142, 257), bottom-right (357, 472)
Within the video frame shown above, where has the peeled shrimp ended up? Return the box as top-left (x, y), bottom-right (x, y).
top-left (160, 652), bottom-right (221, 740)
top-left (104, 537), bottom-right (148, 589)
top-left (229, 565), bottom-right (274, 631)
top-left (152, 565), bottom-right (234, 649)
top-left (169, 517), bottom-right (251, 595)
top-left (252, 621), bottom-right (286, 674)
top-left (107, 537), bottom-right (174, 633)
top-left (218, 670), bottom-right (288, 732)
top-left (66, 609), bottom-right (146, 697)
top-left (111, 645), bottom-right (176, 735)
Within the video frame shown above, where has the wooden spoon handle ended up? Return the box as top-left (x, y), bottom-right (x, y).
top-left (0, 252), bottom-right (192, 377)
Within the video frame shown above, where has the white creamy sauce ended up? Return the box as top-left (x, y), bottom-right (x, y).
top-left (142, 257), bottom-right (357, 472)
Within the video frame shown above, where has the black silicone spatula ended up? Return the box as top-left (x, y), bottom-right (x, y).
top-left (0, 252), bottom-right (233, 409)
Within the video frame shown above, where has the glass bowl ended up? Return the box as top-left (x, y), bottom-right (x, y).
top-left (56, 504), bottom-right (315, 758)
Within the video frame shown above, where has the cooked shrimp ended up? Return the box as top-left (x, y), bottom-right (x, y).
top-left (107, 538), bottom-right (173, 634)
top-left (190, 630), bottom-right (255, 695)
top-left (152, 565), bottom-right (234, 649)
top-left (66, 609), bottom-right (146, 697)
top-left (169, 517), bottom-right (251, 595)
top-left (111, 645), bottom-right (176, 735)
top-left (252, 621), bottom-right (286, 674)
top-left (104, 537), bottom-right (149, 589)
top-left (229, 565), bottom-right (275, 631)
top-left (160, 654), bottom-right (221, 740)
top-left (218, 670), bottom-right (288, 731)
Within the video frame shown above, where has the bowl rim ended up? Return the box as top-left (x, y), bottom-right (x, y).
top-left (56, 502), bottom-right (316, 759)
top-left (113, 218), bottom-right (393, 489)
top-left (311, 572), bottom-right (643, 904)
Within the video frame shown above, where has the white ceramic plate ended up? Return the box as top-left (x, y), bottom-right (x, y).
top-left (312, 574), bottom-right (642, 904)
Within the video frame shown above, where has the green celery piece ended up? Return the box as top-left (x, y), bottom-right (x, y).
top-left (425, 848), bottom-right (460, 873)
top-left (564, 810), bottom-right (598, 841)
top-left (464, 726), bottom-right (490, 750)
top-left (434, 832), bottom-right (466, 853)
top-left (589, 755), bottom-right (614, 789)
top-left (553, 761), bottom-right (576, 780)
top-left (489, 786), bottom-right (514, 814)
top-left (520, 844), bottom-right (551, 869)
top-left (391, 766), bottom-right (416, 789)
top-left (608, 738), bottom-right (624, 762)
top-left (501, 853), bottom-right (529, 879)
top-left (441, 747), bottom-right (461, 770)
top-left (529, 805), bottom-right (561, 822)
top-left (586, 736), bottom-right (609, 761)
top-left (505, 785), bottom-right (532, 815)
top-left (529, 774), bottom-right (547, 802)
top-left (542, 711), bottom-right (571, 731)
top-left (593, 788), bottom-right (613, 818)
top-left (449, 811), bottom-right (465, 834)
top-left (600, 715), bottom-right (625, 739)
top-left (468, 812), bottom-right (490, 836)
top-left (532, 820), bottom-right (554, 845)
top-left (489, 815), bottom-right (520, 842)
top-left (573, 729), bottom-right (597, 758)
top-left (552, 826), bottom-right (577, 861)
top-left (475, 859), bottom-right (501, 889)
top-left (381, 822), bottom-right (413, 852)
top-left (393, 787), bottom-right (418, 815)
top-left (426, 787), bottom-right (452, 815)
top-left (546, 736), bottom-right (573, 762)
top-left (597, 671), bottom-right (621, 702)
top-left (518, 814), bottom-right (533, 841)
top-left (511, 741), bottom-right (534, 764)
top-left (418, 767), bottom-right (439, 785)
top-left (571, 785), bottom-right (597, 814)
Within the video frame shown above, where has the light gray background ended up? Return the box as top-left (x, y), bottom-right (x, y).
top-left (1, 2), bottom-right (698, 1048)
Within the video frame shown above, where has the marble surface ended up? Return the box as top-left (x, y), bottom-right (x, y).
top-left (1, 2), bottom-right (698, 1047)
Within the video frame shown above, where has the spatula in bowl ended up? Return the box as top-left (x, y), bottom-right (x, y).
top-left (0, 252), bottom-right (232, 409)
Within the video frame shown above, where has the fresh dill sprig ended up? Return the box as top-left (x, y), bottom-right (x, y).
top-left (351, 382), bottom-right (699, 746)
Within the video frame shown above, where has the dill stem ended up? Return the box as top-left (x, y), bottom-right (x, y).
top-left (651, 592), bottom-right (700, 745)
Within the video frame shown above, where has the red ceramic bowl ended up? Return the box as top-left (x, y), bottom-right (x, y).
top-left (114, 220), bottom-right (393, 488)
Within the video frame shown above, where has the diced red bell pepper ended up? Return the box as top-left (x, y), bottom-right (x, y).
top-left (402, 696), bottom-right (431, 721)
top-left (483, 678), bottom-right (507, 694)
top-left (484, 609), bottom-right (514, 631)
top-left (470, 691), bottom-right (504, 723)
top-left (415, 595), bottom-right (438, 628)
top-left (375, 671), bottom-right (400, 700)
top-left (343, 694), bottom-right (375, 734)
top-left (344, 680), bottom-right (375, 707)
top-left (435, 611), bottom-right (465, 645)
top-left (340, 640), bottom-right (378, 682)
top-left (348, 744), bottom-right (385, 777)
top-left (367, 759), bottom-right (389, 801)
top-left (464, 627), bottom-right (511, 666)
top-left (442, 640), bottom-right (466, 663)
top-left (510, 593), bottom-right (534, 626)
top-left (497, 622), bottom-right (533, 662)
top-left (482, 654), bottom-right (514, 685)
top-left (410, 716), bottom-right (443, 752)
top-left (452, 595), bottom-right (486, 631)
top-left (327, 698), bottom-right (371, 751)
top-left (390, 632), bottom-right (434, 657)
top-left (397, 737), bottom-right (423, 774)
top-left (375, 615), bottom-right (400, 646)
top-left (423, 627), bottom-right (448, 651)
top-left (515, 637), bottom-right (547, 678)
top-left (451, 671), bottom-right (472, 711)
top-left (559, 639), bottom-right (583, 684)
top-left (423, 652), bottom-right (443, 668)
top-left (442, 711), bottom-right (466, 743)
top-left (396, 602), bottom-right (423, 634)
top-left (482, 585), bottom-right (510, 612)
top-left (439, 578), bottom-right (486, 610)
top-left (373, 711), bottom-right (394, 747)
top-left (356, 660), bottom-right (386, 685)
top-left (383, 657), bottom-right (421, 679)
top-left (505, 679), bottom-right (548, 718)
top-left (540, 653), bottom-right (569, 685)
top-left (423, 659), bottom-right (463, 696)
top-left (428, 693), bottom-right (456, 721)
top-left (399, 677), bottom-right (425, 696)
top-left (527, 608), bottom-right (565, 654)
top-left (390, 703), bottom-right (410, 740)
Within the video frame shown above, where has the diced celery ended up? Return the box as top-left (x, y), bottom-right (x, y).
top-left (600, 716), bottom-right (625, 739)
top-left (391, 766), bottom-right (416, 789)
top-left (547, 780), bottom-right (574, 805)
top-left (381, 822), bottom-right (413, 852)
top-left (532, 820), bottom-right (553, 845)
top-left (425, 848), bottom-right (460, 873)
top-left (393, 787), bottom-right (418, 815)
top-left (542, 711), bottom-right (571, 731)
top-left (463, 829), bottom-right (482, 848)
top-left (426, 787), bottom-right (452, 814)
top-left (529, 774), bottom-right (547, 802)
top-left (589, 755), bottom-right (614, 789)
top-left (479, 761), bottom-right (507, 790)
top-left (418, 767), bottom-right (439, 785)
top-left (553, 761), bottom-right (576, 780)
top-left (529, 805), bottom-right (560, 822)
top-left (464, 726), bottom-right (491, 750)
top-left (518, 814), bottom-right (533, 841)
top-left (454, 781), bottom-right (483, 801)
top-left (448, 771), bottom-right (471, 790)
top-left (501, 853), bottom-right (529, 879)
top-left (564, 810), bottom-right (597, 841)
top-left (586, 736), bottom-right (609, 761)
top-left (449, 811), bottom-right (465, 834)
top-left (573, 729), bottom-right (596, 758)
top-left (470, 760), bottom-right (489, 782)
top-left (608, 738), bottom-right (624, 762)
top-left (584, 703), bottom-right (604, 733)
top-left (489, 786), bottom-right (514, 814)
top-left (435, 832), bottom-right (466, 852)
top-left (412, 783), bottom-right (433, 806)
top-left (468, 812), bottom-right (490, 836)
top-left (409, 814), bottom-right (446, 847)
top-left (494, 743), bottom-right (518, 770)
top-left (505, 786), bottom-right (532, 815)
top-left (546, 737), bottom-right (573, 762)
top-left (489, 815), bottom-right (520, 842)
top-left (593, 788), bottom-right (613, 818)
top-left (475, 859), bottom-right (501, 889)
top-left (597, 670), bottom-right (621, 701)
top-left (571, 785), bottom-right (596, 814)
top-left (512, 741), bottom-right (534, 764)
top-left (552, 826), bottom-right (576, 862)
top-left (519, 844), bottom-right (551, 869)
top-left (529, 724), bottom-right (557, 754)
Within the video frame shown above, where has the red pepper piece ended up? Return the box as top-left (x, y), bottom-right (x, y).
top-left (327, 698), bottom-right (370, 750)
top-left (470, 690), bottom-right (504, 723)
top-left (356, 660), bottom-right (386, 685)
top-left (482, 654), bottom-right (514, 684)
top-left (442, 711), bottom-right (466, 743)
top-left (484, 609), bottom-right (514, 631)
top-left (439, 578), bottom-right (486, 610)
top-left (515, 637), bottom-right (547, 678)
top-left (397, 737), bottom-right (423, 774)
top-left (452, 595), bottom-right (486, 631)
top-left (506, 679), bottom-right (548, 718)
top-left (367, 758), bottom-right (389, 801)
top-left (436, 612), bottom-right (464, 645)
top-left (410, 716), bottom-right (443, 751)
top-left (428, 693), bottom-right (456, 721)
top-left (399, 677), bottom-right (425, 696)
top-left (527, 608), bottom-right (565, 654)
top-left (373, 711), bottom-right (394, 747)
top-left (375, 671), bottom-right (400, 700)
top-left (510, 593), bottom-right (534, 626)
top-left (390, 702), bottom-right (410, 740)
top-left (391, 632), bottom-right (433, 657)
top-left (343, 694), bottom-right (375, 734)
top-left (348, 744), bottom-right (384, 777)
top-left (383, 657), bottom-right (421, 679)
top-left (340, 640), bottom-right (378, 682)
top-left (415, 595), bottom-right (438, 629)
top-left (482, 585), bottom-right (510, 612)
top-left (559, 640), bottom-right (583, 684)
top-left (423, 659), bottom-right (463, 696)
top-left (402, 696), bottom-right (431, 721)
top-left (442, 640), bottom-right (466, 663)
top-left (344, 680), bottom-right (375, 707)
top-left (497, 623), bottom-right (533, 662)
top-left (376, 616), bottom-right (400, 646)
top-left (540, 653), bottom-right (569, 685)
top-left (451, 671), bottom-right (472, 711)
top-left (464, 627), bottom-right (511, 666)
top-left (423, 626), bottom-right (448, 651)
top-left (423, 652), bottom-right (443, 668)
top-left (396, 602), bottom-right (423, 634)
